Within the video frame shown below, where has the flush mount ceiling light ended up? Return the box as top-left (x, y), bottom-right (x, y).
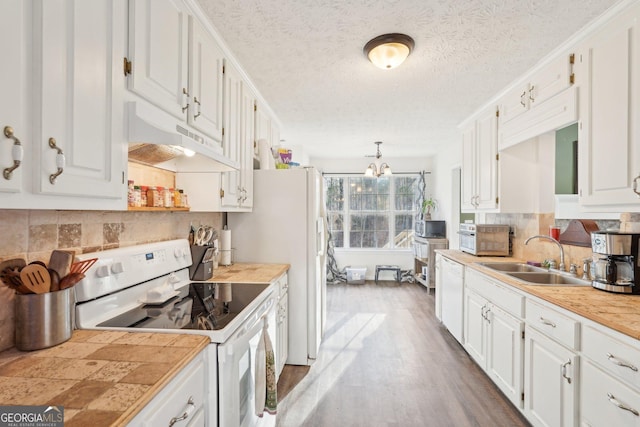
top-left (363, 33), bottom-right (415, 70)
top-left (365, 141), bottom-right (392, 177)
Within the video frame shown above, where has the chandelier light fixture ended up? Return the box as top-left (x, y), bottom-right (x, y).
top-left (363, 33), bottom-right (415, 70)
top-left (364, 141), bottom-right (392, 177)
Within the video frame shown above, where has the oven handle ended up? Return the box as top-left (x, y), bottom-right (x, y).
top-left (232, 296), bottom-right (275, 342)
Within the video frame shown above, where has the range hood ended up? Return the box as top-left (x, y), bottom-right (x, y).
top-left (127, 101), bottom-right (238, 172)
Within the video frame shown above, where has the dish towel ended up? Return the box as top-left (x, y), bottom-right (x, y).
top-left (255, 319), bottom-right (277, 417)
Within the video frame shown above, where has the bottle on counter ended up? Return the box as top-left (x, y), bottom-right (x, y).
top-left (127, 180), bottom-right (135, 207)
top-left (133, 186), bottom-right (142, 207)
top-left (147, 186), bottom-right (159, 207)
top-left (156, 186), bottom-right (164, 207)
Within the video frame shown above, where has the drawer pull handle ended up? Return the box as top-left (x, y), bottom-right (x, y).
top-left (48, 137), bottom-right (65, 184)
top-left (169, 396), bottom-right (195, 426)
top-left (607, 393), bottom-right (639, 416)
top-left (607, 353), bottom-right (638, 372)
top-left (561, 359), bottom-right (572, 384)
top-left (539, 316), bottom-right (556, 328)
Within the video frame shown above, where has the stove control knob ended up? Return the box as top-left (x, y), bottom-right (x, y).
top-left (174, 248), bottom-right (186, 258)
top-left (111, 262), bottom-right (125, 274)
top-left (96, 265), bottom-right (111, 278)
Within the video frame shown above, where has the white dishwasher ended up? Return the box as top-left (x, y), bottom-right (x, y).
top-left (440, 256), bottom-right (464, 343)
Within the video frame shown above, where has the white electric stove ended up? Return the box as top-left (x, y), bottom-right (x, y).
top-left (73, 239), bottom-right (277, 427)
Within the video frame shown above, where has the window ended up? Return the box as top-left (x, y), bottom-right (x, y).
top-left (325, 174), bottom-right (420, 249)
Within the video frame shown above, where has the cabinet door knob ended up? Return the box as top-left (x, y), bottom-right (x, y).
top-left (3, 126), bottom-right (23, 180)
top-left (48, 137), bottom-right (65, 184)
top-left (561, 359), bottom-right (572, 384)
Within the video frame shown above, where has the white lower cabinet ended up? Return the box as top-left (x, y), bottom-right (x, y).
top-left (464, 285), bottom-right (524, 409)
top-left (128, 349), bottom-right (207, 427)
top-left (275, 272), bottom-right (289, 378)
top-left (581, 322), bottom-right (640, 427)
top-left (434, 254), bottom-right (443, 321)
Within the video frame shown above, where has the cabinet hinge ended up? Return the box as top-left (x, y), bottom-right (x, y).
top-left (496, 153), bottom-right (499, 161)
top-left (496, 197), bottom-right (499, 204)
top-left (254, 103), bottom-right (257, 112)
top-left (569, 53), bottom-right (575, 64)
top-left (521, 330), bottom-right (525, 340)
top-left (495, 109), bottom-right (499, 117)
top-left (521, 392), bottom-right (525, 402)
top-left (222, 127), bottom-right (225, 136)
top-left (219, 188), bottom-right (225, 198)
top-left (123, 57), bottom-right (132, 76)
top-left (122, 171), bottom-right (125, 184)
top-left (222, 65), bottom-right (225, 74)
top-left (569, 73), bottom-right (575, 85)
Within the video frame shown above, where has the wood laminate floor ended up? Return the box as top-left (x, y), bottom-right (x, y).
top-left (276, 281), bottom-right (531, 427)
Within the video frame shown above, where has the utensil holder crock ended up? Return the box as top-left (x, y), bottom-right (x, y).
top-left (15, 287), bottom-right (74, 351)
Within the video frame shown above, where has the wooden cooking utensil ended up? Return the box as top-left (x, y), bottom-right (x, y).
top-left (59, 272), bottom-right (85, 290)
top-left (48, 250), bottom-right (75, 280)
top-left (48, 268), bottom-right (60, 292)
top-left (70, 258), bottom-right (98, 275)
top-left (0, 259), bottom-right (30, 293)
top-left (19, 264), bottom-right (51, 294)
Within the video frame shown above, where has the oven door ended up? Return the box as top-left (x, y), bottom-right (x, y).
top-left (218, 297), bottom-right (276, 427)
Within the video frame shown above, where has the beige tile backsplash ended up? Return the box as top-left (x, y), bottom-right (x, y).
top-left (0, 210), bottom-right (222, 352)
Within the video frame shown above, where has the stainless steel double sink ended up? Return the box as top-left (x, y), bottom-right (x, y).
top-left (476, 262), bottom-right (591, 286)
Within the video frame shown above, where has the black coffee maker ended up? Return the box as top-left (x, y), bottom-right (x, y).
top-left (591, 231), bottom-right (640, 294)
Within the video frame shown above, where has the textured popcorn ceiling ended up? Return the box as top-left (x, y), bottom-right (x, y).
top-left (196, 0), bottom-right (617, 159)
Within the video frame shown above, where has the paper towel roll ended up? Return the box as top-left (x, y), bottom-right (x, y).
top-left (258, 139), bottom-right (271, 170)
top-left (220, 229), bottom-right (232, 265)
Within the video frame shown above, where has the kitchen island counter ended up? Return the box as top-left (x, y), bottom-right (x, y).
top-left (0, 329), bottom-right (209, 426)
top-left (436, 249), bottom-right (640, 341)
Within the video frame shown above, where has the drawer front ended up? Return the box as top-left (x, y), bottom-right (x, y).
top-left (132, 351), bottom-right (207, 427)
top-left (466, 269), bottom-right (524, 318)
top-left (583, 324), bottom-right (640, 391)
top-left (525, 299), bottom-right (579, 350)
top-left (581, 360), bottom-right (640, 427)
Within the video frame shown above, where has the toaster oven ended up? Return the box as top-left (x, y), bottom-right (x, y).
top-left (459, 224), bottom-right (510, 256)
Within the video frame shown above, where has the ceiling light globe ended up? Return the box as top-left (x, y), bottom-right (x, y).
top-left (368, 43), bottom-right (410, 69)
top-left (364, 33), bottom-right (415, 70)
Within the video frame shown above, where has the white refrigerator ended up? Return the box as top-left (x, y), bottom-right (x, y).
top-left (228, 167), bottom-right (327, 366)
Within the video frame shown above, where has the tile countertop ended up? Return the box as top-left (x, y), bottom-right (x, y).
top-left (0, 330), bottom-right (209, 427)
top-left (207, 263), bottom-right (290, 283)
top-left (436, 250), bottom-right (640, 341)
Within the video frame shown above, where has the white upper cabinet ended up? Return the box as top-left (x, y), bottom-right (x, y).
top-left (498, 54), bottom-right (577, 151)
top-left (220, 60), bottom-right (254, 210)
top-left (128, 0), bottom-right (189, 120)
top-left (0, 0), bottom-right (27, 194)
top-left (34, 0), bottom-right (125, 200)
top-left (461, 106), bottom-right (498, 211)
top-left (128, 0), bottom-right (225, 147)
top-left (576, 3), bottom-right (640, 209)
top-left (188, 16), bottom-right (224, 144)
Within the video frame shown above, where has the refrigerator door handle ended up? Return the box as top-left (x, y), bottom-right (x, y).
top-left (316, 217), bottom-right (326, 256)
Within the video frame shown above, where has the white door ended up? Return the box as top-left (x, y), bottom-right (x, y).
top-left (475, 107), bottom-right (498, 210)
top-left (524, 326), bottom-right (578, 427)
top-left (221, 60), bottom-right (244, 208)
top-left (577, 5), bottom-right (640, 207)
top-left (487, 304), bottom-right (524, 409)
top-left (188, 17), bottom-right (224, 144)
top-left (0, 0), bottom-right (27, 193)
top-left (463, 289), bottom-right (488, 367)
top-left (35, 0), bottom-right (125, 199)
top-left (128, 0), bottom-right (189, 119)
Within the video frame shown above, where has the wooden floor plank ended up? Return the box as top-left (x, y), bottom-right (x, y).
top-left (276, 281), bottom-right (530, 427)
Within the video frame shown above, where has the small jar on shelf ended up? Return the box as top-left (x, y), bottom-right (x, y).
top-left (156, 186), bottom-right (164, 207)
top-left (140, 186), bottom-right (148, 207)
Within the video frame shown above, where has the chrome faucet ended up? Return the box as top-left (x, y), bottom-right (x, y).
top-left (525, 235), bottom-right (565, 272)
